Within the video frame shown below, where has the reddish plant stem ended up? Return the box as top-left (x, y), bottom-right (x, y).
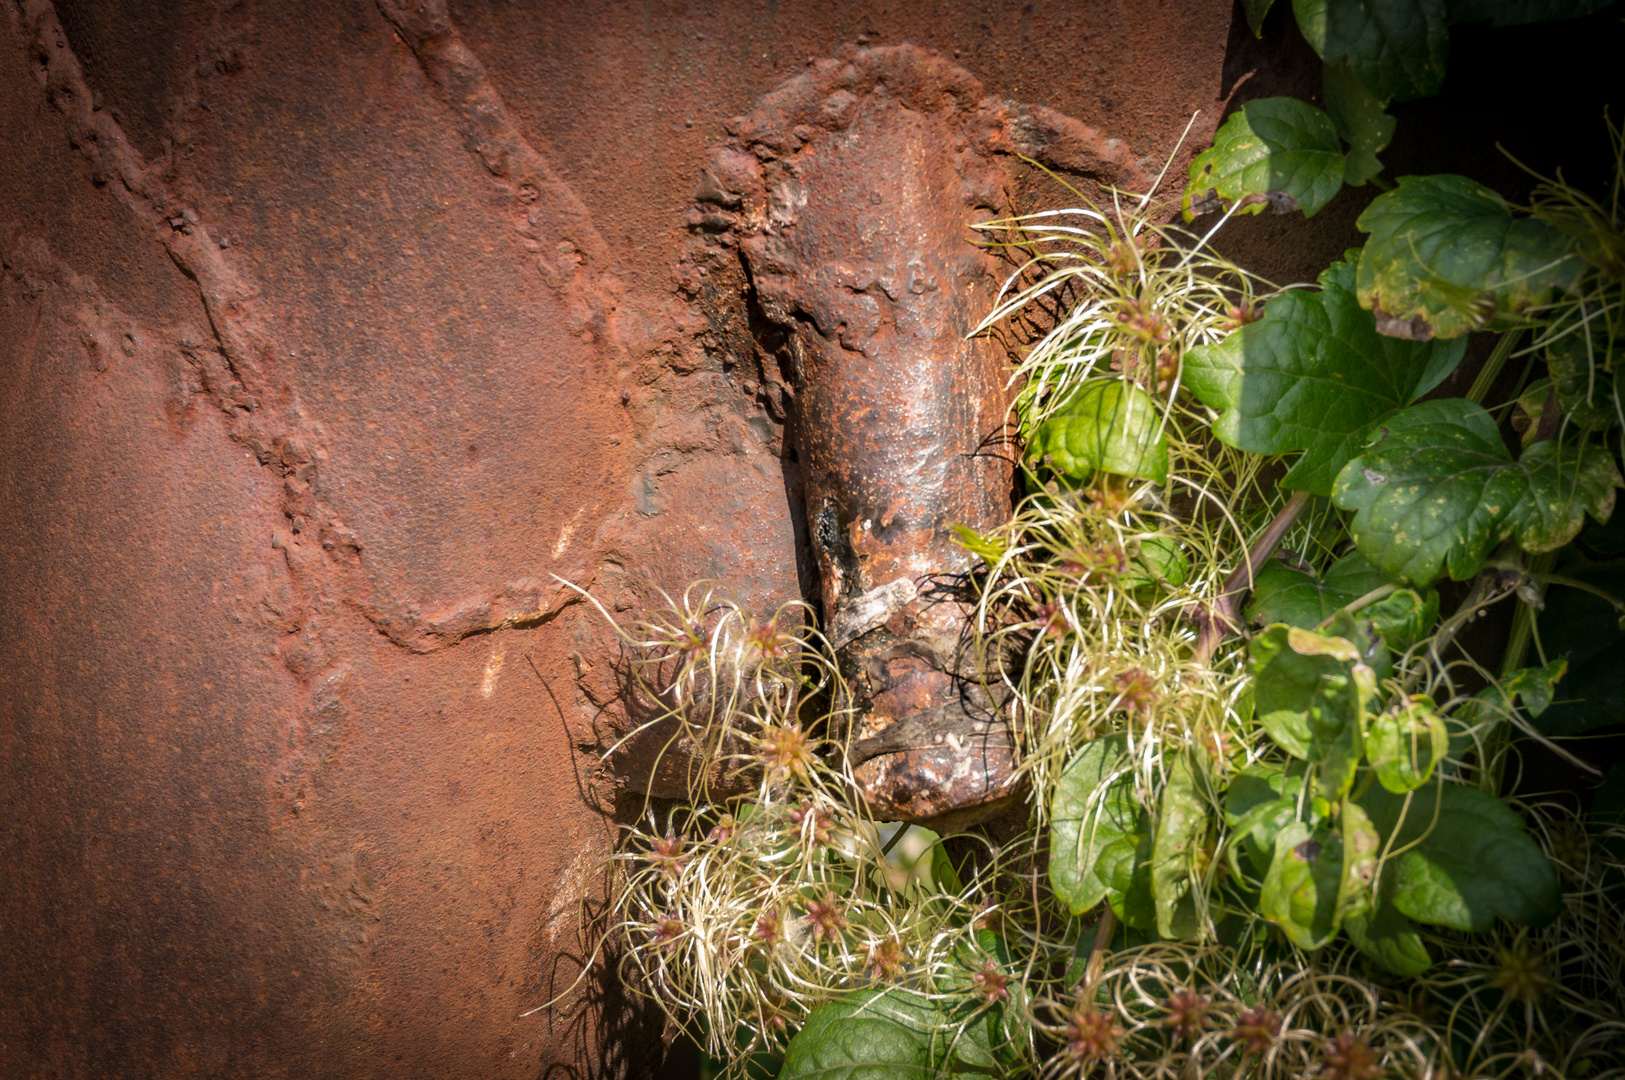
top-left (1193, 490), bottom-right (1311, 663)
top-left (1083, 906), bottom-right (1116, 992)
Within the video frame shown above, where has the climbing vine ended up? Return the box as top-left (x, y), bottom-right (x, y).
top-left (587, 4), bottom-right (1625, 1077)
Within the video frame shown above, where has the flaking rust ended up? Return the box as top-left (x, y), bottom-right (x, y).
top-left (690, 45), bottom-right (1148, 829)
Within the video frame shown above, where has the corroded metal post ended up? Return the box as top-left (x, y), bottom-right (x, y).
top-left (691, 46), bottom-right (1147, 828)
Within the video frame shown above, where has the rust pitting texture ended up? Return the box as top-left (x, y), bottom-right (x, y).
top-left (684, 45), bottom-right (1148, 828)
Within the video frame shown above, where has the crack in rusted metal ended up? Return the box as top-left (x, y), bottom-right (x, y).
top-left (12, 0), bottom-right (605, 660)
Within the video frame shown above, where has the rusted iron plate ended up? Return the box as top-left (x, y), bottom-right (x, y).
top-left (0, 0), bottom-right (1240, 1075)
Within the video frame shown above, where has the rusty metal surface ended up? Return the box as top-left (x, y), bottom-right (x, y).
top-left (0, 0), bottom-right (1242, 1076)
top-left (686, 45), bottom-right (1148, 827)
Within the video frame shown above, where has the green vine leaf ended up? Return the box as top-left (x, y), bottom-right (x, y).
top-left (1245, 0), bottom-right (1279, 36)
top-left (1125, 536), bottom-right (1190, 589)
top-left (1514, 379), bottom-right (1562, 448)
top-left (779, 989), bottom-right (1001, 1079)
top-left (1029, 379), bottom-right (1169, 484)
top-left (778, 990), bottom-right (941, 1079)
top-left (1323, 60), bottom-right (1396, 186)
top-left (1339, 801), bottom-right (1381, 919)
top-left (1100, 819), bottom-right (1158, 930)
top-left (1445, 0), bottom-right (1615, 25)
top-left (1247, 559), bottom-right (1361, 631)
top-left (1225, 762), bottom-right (1307, 876)
top-left (1545, 332), bottom-right (1621, 432)
top-left (1361, 588), bottom-right (1441, 653)
top-left (1260, 821), bottom-right (1347, 947)
top-left (1307, 659), bottom-right (1373, 801)
top-left (1049, 735), bottom-right (1139, 915)
top-left (1250, 625), bottom-right (1348, 758)
top-left (951, 524), bottom-right (1009, 568)
top-left (1294, 0), bottom-right (1329, 51)
top-left (1343, 884), bottom-right (1432, 975)
top-left (1184, 255), bottom-right (1466, 495)
top-left (1501, 659), bottom-right (1569, 718)
top-left (1332, 399), bottom-right (1621, 584)
top-left (1182, 98), bottom-right (1346, 220)
top-left (1356, 175), bottom-right (1583, 339)
top-left (1151, 751), bottom-right (1211, 939)
top-left (1250, 615), bottom-right (1387, 763)
top-left (1367, 697), bottom-right (1450, 792)
top-left (1247, 549), bottom-right (1440, 651)
top-left (1443, 659), bottom-right (1571, 763)
top-left (1323, 0), bottom-right (1450, 102)
top-left (1356, 783), bottom-right (1562, 931)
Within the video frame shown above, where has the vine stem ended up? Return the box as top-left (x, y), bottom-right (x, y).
top-left (1314, 584), bottom-right (1398, 629)
top-left (1536, 571), bottom-right (1625, 613)
top-left (1485, 550), bottom-right (1559, 790)
top-left (1194, 490), bottom-right (1311, 663)
top-left (1083, 906), bottom-right (1115, 992)
top-left (1404, 568), bottom-right (1515, 694)
top-left (1466, 330), bottom-right (1523, 405)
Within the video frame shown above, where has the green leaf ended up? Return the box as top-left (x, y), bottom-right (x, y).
top-left (1452, 661), bottom-right (1567, 761)
top-left (1361, 587), bottom-right (1441, 653)
top-left (1247, 560), bottom-right (1347, 631)
top-left (1246, 0), bottom-right (1279, 35)
top-left (1339, 800), bottom-right (1382, 919)
top-left (1306, 659), bottom-right (1373, 801)
top-left (1545, 332), bottom-right (1621, 432)
top-left (1344, 884), bottom-right (1432, 974)
top-left (1514, 379), bottom-right (1562, 449)
top-left (1249, 621), bottom-right (1383, 763)
top-left (951, 524), bottom-right (1009, 568)
top-left (779, 989), bottom-right (997, 1079)
top-left (941, 952), bottom-right (1027, 1072)
top-left (1231, 798), bottom-right (1303, 881)
top-left (1126, 536), bottom-right (1190, 588)
top-left (1446, 0), bottom-right (1614, 25)
top-left (1294, 0), bottom-right (1329, 52)
top-left (1095, 809), bottom-right (1158, 930)
top-left (1030, 380), bottom-right (1169, 484)
top-left (1326, 609), bottom-right (1395, 685)
top-left (1049, 735), bottom-right (1139, 915)
top-left (1250, 626), bottom-right (1338, 757)
top-left (1509, 440), bottom-right (1623, 551)
top-left (1247, 550), bottom-right (1439, 651)
top-left (1323, 0), bottom-right (1450, 102)
top-left (1184, 254), bottom-right (1467, 495)
top-left (1367, 697), bottom-right (1450, 792)
top-left (1356, 782), bottom-right (1562, 931)
top-left (1151, 751), bottom-right (1210, 939)
top-left (1445, 683), bottom-right (1516, 767)
top-left (1356, 175), bottom-right (1583, 340)
top-left (1323, 60), bottom-right (1396, 186)
top-left (1182, 98), bottom-right (1346, 220)
top-left (1260, 821), bottom-right (1346, 947)
top-left (1501, 659), bottom-right (1569, 718)
top-left (1332, 399), bottom-right (1621, 584)
top-left (1225, 761), bottom-right (1308, 876)
top-left (931, 842), bottom-right (964, 896)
